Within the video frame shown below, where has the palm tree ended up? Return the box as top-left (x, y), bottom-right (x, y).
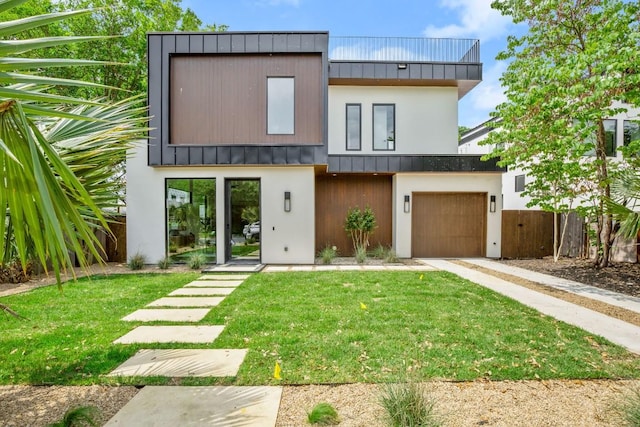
top-left (0, 0), bottom-right (147, 284)
top-left (607, 168), bottom-right (640, 241)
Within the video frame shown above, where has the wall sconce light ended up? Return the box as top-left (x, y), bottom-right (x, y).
top-left (284, 191), bottom-right (291, 212)
top-left (398, 63), bottom-right (407, 69)
top-left (404, 195), bottom-right (411, 213)
top-left (490, 195), bottom-right (496, 213)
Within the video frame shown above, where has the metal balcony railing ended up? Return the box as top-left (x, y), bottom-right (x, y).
top-left (329, 36), bottom-right (480, 63)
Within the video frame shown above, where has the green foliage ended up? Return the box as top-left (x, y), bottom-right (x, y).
top-left (48, 405), bottom-right (99, 427)
top-left (606, 169), bottom-right (640, 240)
top-left (379, 381), bottom-right (442, 427)
top-left (371, 243), bottom-right (387, 259)
top-left (157, 257), bottom-right (171, 270)
top-left (0, 2), bottom-right (149, 284)
top-left (127, 252), bottom-right (146, 270)
top-left (486, 0), bottom-right (640, 267)
top-left (612, 387), bottom-right (640, 427)
top-left (241, 206), bottom-right (259, 225)
top-left (318, 246), bottom-right (338, 265)
top-left (1, 0), bottom-right (227, 101)
top-left (384, 249), bottom-right (399, 264)
top-left (188, 253), bottom-right (206, 270)
top-left (307, 402), bottom-right (340, 425)
top-left (344, 206), bottom-right (377, 253)
top-left (355, 245), bottom-right (367, 264)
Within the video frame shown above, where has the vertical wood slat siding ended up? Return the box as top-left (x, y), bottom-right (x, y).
top-left (315, 175), bottom-right (392, 255)
top-left (501, 210), bottom-right (554, 259)
top-left (412, 193), bottom-right (486, 257)
top-left (170, 54), bottom-right (323, 145)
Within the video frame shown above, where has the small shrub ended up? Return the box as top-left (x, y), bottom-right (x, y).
top-left (355, 245), bottom-right (367, 264)
top-left (380, 381), bottom-right (442, 427)
top-left (307, 402), bottom-right (340, 425)
top-left (48, 405), bottom-right (99, 427)
top-left (319, 246), bottom-right (338, 264)
top-left (157, 257), bottom-right (171, 270)
top-left (127, 252), bottom-right (146, 270)
top-left (384, 249), bottom-right (399, 264)
top-left (344, 206), bottom-right (377, 252)
top-left (612, 387), bottom-right (640, 426)
top-left (188, 253), bottom-right (206, 270)
top-left (371, 243), bottom-right (387, 259)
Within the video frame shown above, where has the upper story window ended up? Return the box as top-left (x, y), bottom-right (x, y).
top-left (624, 120), bottom-right (640, 147)
top-left (346, 104), bottom-right (361, 150)
top-left (267, 77), bottom-right (295, 135)
top-left (583, 119), bottom-right (616, 157)
top-left (373, 104), bottom-right (395, 151)
top-left (515, 174), bottom-right (525, 193)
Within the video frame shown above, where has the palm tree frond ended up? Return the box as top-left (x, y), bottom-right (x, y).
top-left (0, 9), bottom-right (93, 37)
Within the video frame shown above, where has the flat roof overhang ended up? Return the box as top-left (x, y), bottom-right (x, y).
top-left (329, 61), bottom-right (482, 99)
top-left (326, 155), bottom-right (505, 174)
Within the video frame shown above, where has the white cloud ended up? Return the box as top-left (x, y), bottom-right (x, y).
top-left (423, 0), bottom-right (512, 42)
top-left (460, 61), bottom-right (507, 126)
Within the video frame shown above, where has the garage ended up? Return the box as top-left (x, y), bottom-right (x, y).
top-left (411, 192), bottom-right (487, 258)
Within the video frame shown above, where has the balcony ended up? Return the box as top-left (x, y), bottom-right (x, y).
top-left (329, 36), bottom-right (480, 63)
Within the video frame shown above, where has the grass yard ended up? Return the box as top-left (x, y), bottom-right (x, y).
top-left (0, 271), bottom-right (638, 386)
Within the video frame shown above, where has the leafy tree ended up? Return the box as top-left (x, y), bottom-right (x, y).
top-left (485, 0), bottom-right (640, 267)
top-left (2, 0), bottom-right (227, 100)
top-left (0, 0), bottom-right (148, 286)
top-left (458, 125), bottom-right (470, 141)
top-left (344, 206), bottom-right (376, 253)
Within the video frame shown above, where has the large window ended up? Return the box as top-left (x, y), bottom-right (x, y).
top-left (346, 104), bottom-right (361, 150)
top-left (624, 120), bottom-right (640, 147)
top-left (267, 77), bottom-right (294, 135)
top-left (373, 104), bottom-right (395, 151)
top-left (166, 178), bottom-right (216, 264)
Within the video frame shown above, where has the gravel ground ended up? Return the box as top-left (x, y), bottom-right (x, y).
top-left (1, 258), bottom-right (639, 426)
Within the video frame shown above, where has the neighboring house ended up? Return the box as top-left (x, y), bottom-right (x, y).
top-left (127, 32), bottom-right (505, 265)
top-left (459, 106), bottom-right (640, 261)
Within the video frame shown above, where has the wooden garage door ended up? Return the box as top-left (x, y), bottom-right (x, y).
top-left (412, 192), bottom-right (486, 258)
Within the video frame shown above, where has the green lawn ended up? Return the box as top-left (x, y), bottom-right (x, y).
top-left (0, 271), bottom-right (638, 386)
top-left (170, 244), bottom-right (259, 263)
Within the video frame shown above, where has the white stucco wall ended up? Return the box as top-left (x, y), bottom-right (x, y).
top-left (328, 86), bottom-right (459, 155)
top-left (393, 173), bottom-right (503, 258)
top-left (126, 145), bottom-right (316, 264)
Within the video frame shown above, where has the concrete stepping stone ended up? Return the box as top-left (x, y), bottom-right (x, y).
top-left (198, 274), bottom-right (249, 281)
top-left (169, 287), bottom-right (235, 296)
top-left (146, 297), bottom-right (224, 307)
top-left (185, 280), bottom-right (243, 288)
top-left (122, 309), bottom-right (210, 322)
top-left (109, 349), bottom-right (248, 377)
top-left (113, 325), bottom-right (224, 344)
top-left (105, 386), bottom-right (282, 427)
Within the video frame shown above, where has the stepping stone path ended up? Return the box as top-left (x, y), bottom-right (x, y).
top-left (108, 274), bottom-right (279, 426)
top-left (122, 308), bottom-right (210, 322)
top-left (105, 386), bottom-right (282, 427)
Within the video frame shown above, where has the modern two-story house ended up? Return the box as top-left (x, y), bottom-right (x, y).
top-left (126, 31), bottom-right (505, 265)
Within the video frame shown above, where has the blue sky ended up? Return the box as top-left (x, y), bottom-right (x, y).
top-left (182, 0), bottom-right (525, 128)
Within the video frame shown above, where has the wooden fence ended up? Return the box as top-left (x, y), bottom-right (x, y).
top-left (501, 210), bottom-right (554, 259)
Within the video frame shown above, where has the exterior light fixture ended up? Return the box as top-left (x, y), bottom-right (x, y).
top-left (284, 191), bottom-right (291, 212)
top-left (398, 64), bottom-right (407, 69)
top-left (404, 195), bottom-right (410, 213)
top-left (490, 195), bottom-right (496, 213)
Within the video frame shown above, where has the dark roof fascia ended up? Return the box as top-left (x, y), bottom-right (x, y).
top-left (327, 155), bottom-right (505, 173)
top-left (147, 30), bottom-right (329, 36)
top-left (459, 116), bottom-right (501, 145)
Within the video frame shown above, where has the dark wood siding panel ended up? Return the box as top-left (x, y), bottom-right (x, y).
top-left (501, 210), bottom-right (554, 259)
top-left (170, 54), bottom-right (323, 145)
top-left (412, 193), bottom-right (486, 257)
top-left (315, 175), bottom-right (392, 255)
